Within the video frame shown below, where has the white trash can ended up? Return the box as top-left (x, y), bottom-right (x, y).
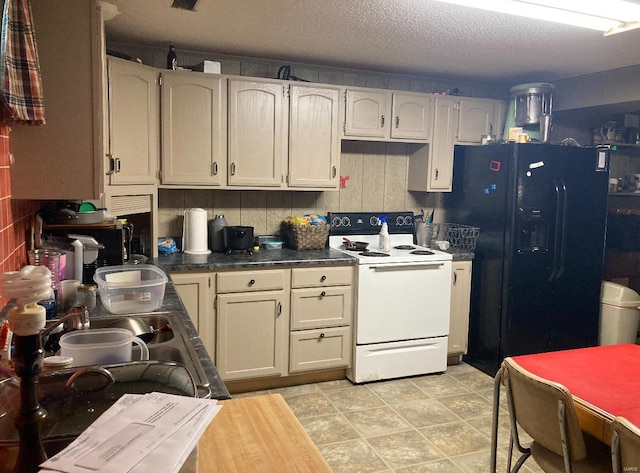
top-left (599, 281), bottom-right (640, 345)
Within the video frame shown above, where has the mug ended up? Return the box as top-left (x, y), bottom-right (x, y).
top-left (59, 328), bottom-right (149, 367)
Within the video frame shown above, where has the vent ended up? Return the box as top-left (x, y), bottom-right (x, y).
top-left (171, 0), bottom-right (198, 11)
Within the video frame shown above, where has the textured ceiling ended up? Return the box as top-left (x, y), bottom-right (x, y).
top-left (104, 0), bottom-right (640, 84)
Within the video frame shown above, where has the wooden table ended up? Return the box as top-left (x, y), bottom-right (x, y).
top-left (490, 344), bottom-right (640, 472)
top-left (198, 394), bottom-right (333, 472)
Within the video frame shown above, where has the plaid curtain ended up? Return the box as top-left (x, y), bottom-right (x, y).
top-left (0, 0), bottom-right (45, 125)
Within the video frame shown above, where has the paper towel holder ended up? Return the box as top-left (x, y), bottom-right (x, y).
top-left (182, 208), bottom-right (211, 255)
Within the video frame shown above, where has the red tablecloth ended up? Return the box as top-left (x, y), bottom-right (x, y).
top-left (512, 344), bottom-right (640, 427)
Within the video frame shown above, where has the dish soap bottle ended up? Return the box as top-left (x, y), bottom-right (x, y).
top-left (378, 216), bottom-right (390, 252)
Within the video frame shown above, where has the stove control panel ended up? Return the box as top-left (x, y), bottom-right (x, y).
top-left (328, 212), bottom-right (415, 236)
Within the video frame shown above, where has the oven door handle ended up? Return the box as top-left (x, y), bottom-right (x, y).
top-left (367, 261), bottom-right (447, 270)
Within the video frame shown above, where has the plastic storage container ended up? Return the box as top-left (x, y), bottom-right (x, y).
top-left (93, 265), bottom-right (168, 314)
top-left (599, 281), bottom-right (640, 345)
top-left (59, 328), bottom-right (149, 366)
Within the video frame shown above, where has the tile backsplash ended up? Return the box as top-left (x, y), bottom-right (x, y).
top-left (158, 141), bottom-right (443, 239)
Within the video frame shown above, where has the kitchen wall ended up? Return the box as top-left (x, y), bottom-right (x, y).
top-left (0, 124), bottom-right (41, 308)
top-left (158, 141), bottom-right (443, 238)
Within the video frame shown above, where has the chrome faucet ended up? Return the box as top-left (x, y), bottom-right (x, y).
top-left (41, 305), bottom-right (90, 337)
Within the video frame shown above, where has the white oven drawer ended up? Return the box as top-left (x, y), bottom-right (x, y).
top-left (356, 261), bottom-right (452, 344)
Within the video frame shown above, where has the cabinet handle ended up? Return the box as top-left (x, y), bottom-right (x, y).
top-left (108, 156), bottom-right (121, 174)
top-left (212, 161), bottom-right (218, 175)
top-left (230, 162), bottom-right (236, 175)
top-left (320, 275), bottom-right (327, 282)
top-left (319, 332), bottom-right (325, 339)
top-left (277, 302), bottom-right (282, 316)
top-left (249, 279), bottom-right (256, 286)
top-left (395, 116), bottom-right (400, 128)
top-left (380, 115), bottom-right (385, 127)
top-left (435, 168), bottom-right (439, 180)
top-left (453, 272), bottom-right (457, 284)
top-left (332, 166), bottom-right (337, 178)
top-left (320, 291), bottom-right (326, 297)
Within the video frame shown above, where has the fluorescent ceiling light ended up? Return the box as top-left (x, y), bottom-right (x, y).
top-left (435, 0), bottom-right (640, 35)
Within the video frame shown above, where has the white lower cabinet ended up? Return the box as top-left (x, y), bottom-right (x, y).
top-left (214, 265), bottom-right (354, 381)
top-left (448, 260), bottom-right (472, 358)
top-left (289, 267), bottom-right (353, 373)
top-left (170, 272), bottom-right (215, 361)
top-left (215, 270), bottom-right (290, 381)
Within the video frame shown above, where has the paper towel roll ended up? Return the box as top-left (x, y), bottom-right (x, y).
top-left (183, 208), bottom-right (211, 255)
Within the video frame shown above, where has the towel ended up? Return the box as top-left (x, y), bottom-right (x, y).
top-left (0, 0), bottom-right (45, 125)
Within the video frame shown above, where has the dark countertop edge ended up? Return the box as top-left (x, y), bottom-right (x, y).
top-left (153, 247), bottom-right (357, 272)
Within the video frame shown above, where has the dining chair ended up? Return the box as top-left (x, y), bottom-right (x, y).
top-left (503, 357), bottom-right (612, 473)
top-left (611, 416), bottom-right (640, 473)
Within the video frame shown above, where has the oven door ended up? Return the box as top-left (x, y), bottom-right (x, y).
top-left (356, 260), bottom-right (452, 344)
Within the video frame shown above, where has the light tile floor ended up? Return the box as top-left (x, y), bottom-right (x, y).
top-left (233, 362), bottom-right (547, 473)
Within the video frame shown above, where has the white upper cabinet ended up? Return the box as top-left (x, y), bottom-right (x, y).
top-left (227, 79), bottom-right (287, 187)
top-left (344, 88), bottom-right (432, 142)
top-left (160, 71), bottom-right (226, 186)
top-left (9, 0), bottom-right (106, 200)
top-left (408, 96), bottom-right (506, 192)
top-left (390, 92), bottom-right (432, 141)
top-left (288, 85), bottom-right (341, 188)
top-left (107, 58), bottom-right (158, 186)
top-left (344, 89), bottom-right (390, 139)
top-left (457, 98), bottom-right (503, 143)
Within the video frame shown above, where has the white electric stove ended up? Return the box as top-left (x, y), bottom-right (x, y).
top-left (328, 212), bottom-right (452, 383)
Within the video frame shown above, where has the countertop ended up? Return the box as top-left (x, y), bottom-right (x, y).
top-left (154, 247), bottom-right (357, 272)
top-left (154, 246), bottom-right (472, 273)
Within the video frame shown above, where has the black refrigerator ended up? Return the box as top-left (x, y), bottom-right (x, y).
top-left (443, 143), bottom-right (610, 375)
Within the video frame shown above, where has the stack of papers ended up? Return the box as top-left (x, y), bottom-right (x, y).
top-left (40, 392), bottom-right (222, 473)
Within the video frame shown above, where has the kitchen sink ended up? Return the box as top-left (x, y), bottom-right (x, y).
top-left (42, 311), bottom-right (208, 390)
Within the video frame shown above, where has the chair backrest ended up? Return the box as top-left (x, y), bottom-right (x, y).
top-left (504, 357), bottom-right (587, 461)
top-left (611, 416), bottom-right (640, 473)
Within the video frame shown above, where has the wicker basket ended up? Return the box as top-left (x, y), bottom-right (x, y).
top-left (283, 223), bottom-right (329, 250)
top-left (432, 223), bottom-right (480, 252)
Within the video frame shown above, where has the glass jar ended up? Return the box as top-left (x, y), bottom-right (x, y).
top-left (76, 284), bottom-right (97, 310)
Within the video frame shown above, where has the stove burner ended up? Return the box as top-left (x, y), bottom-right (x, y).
top-left (394, 245), bottom-right (415, 250)
top-left (359, 251), bottom-right (390, 257)
top-left (410, 250), bottom-right (434, 256)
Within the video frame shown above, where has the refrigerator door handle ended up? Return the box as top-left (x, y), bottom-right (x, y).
top-left (549, 180), bottom-right (563, 282)
top-left (555, 179), bottom-right (568, 280)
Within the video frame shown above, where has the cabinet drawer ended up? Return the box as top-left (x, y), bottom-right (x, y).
top-left (217, 270), bottom-right (287, 293)
top-left (290, 327), bottom-right (351, 373)
top-left (291, 266), bottom-right (352, 288)
top-left (290, 286), bottom-right (352, 330)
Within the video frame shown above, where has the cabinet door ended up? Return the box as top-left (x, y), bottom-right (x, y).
top-left (161, 72), bottom-right (226, 186)
top-left (391, 93), bottom-right (432, 141)
top-left (290, 327), bottom-right (351, 373)
top-left (216, 291), bottom-right (289, 380)
top-left (429, 96), bottom-right (457, 191)
top-left (9, 0), bottom-right (105, 200)
top-left (290, 286), bottom-right (352, 330)
top-left (288, 85), bottom-right (340, 188)
top-left (227, 79), bottom-right (286, 187)
top-left (457, 98), bottom-right (495, 144)
top-left (107, 58), bottom-right (158, 185)
top-left (449, 261), bottom-right (472, 355)
top-left (171, 272), bottom-right (215, 360)
top-left (344, 89), bottom-right (390, 138)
